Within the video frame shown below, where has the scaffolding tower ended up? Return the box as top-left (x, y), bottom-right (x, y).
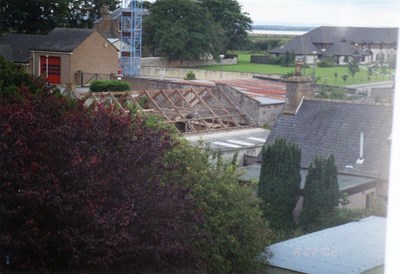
top-left (120, 0), bottom-right (143, 77)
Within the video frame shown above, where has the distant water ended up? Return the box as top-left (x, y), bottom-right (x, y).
top-left (249, 29), bottom-right (308, 36)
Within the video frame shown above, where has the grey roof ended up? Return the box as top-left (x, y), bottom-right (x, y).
top-left (34, 28), bottom-right (95, 52)
top-left (240, 165), bottom-right (376, 192)
top-left (308, 26), bottom-right (398, 44)
top-left (270, 26), bottom-right (398, 56)
top-left (0, 34), bottom-right (45, 63)
top-left (0, 44), bottom-right (13, 61)
top-left (323, 38), bottom-right (370, 57)
top-left (262, 216), bottom-right (386, 274)
top-left (270, 33), bottom-right (321, 55)
top-left (262, 100), bottom-right (392, 179)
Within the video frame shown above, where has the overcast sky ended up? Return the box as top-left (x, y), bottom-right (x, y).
top-left (239, 0), bottom-right (400, 27)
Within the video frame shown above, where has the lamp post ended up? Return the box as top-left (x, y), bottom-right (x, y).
top-left (312, 51), bottom-right (317, 81)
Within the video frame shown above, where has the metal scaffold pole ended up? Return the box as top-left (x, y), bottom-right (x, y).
top-left (120, 0), bottom-right (142, 77)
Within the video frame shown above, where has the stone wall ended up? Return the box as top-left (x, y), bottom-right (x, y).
top-left (216, 84), bottom-right (284, 128)
top-left (140, 66), bottom-right (254, 80)
top-left (120, 77), bottom-right (214, 91)
top-left (141, 56), bottom-right (237, 68)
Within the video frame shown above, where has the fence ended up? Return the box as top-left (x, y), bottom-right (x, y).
top-left (76, 71), bottom-right (113, 87)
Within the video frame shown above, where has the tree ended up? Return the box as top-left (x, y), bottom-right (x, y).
top-left (0, 0), bottom-right (120, 34)
top-left (67, 0), bottom-right (120, 29)
top-left (300, 155), bottom-right (339, 230)
top-left (0, 87), bottom-right (202, 272)
top-left (348, 56), bottom-right (360, 82)
top-left (143, 0), bottom-right (223, 61)
top-left (342, 74), bottom-right (349, 83)
top-left (0, 0), bottom-right (69, 34)
top-left (281, 50), bottom-right (296, 67)
top-left (199, 0), bottom-right (252, 51)
top-left (258, 139), bottom-right (302, 230)
top-left (163, 144), bottom-right (273, 273)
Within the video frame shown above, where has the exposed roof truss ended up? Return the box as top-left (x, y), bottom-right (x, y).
top-left (84, 87), bottom-right (254, 134)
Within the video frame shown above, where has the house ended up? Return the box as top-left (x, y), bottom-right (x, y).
top-left (0, 34), bottom-right (45, 69)
top-left (269, 26), bottom-right (398, 65)
top-left (260, 216), bottom-right (386, 274)
top-left (0, 28), bottom-right (119, 86)
top-left (241, 76), bottom-right (392, 209)
top-left (30, 28), bottom-right (118, 85)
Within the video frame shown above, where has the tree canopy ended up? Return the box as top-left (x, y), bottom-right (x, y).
top-left (300, 155), bottom-right (339, 230)
top-left (163, 145), bottom-right (272, 273)
top-left (199, 0), bottom-right (252, 51)
top-left (0, 58), bottom-right (272, 272)
top-left (143, 0), bottom-right (223, 61)
top-left (0, 0), bottom-right (120, 34)
top-left (258, 139), bottom-right (302, 230)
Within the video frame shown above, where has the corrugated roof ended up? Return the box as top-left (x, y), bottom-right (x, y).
top-left (215, 79), bottom-right (286, 104)
top-left (261, 216), bottom-right (386, 274)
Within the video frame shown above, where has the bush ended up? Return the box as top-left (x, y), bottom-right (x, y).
top-left (317, 59), bottom-right (335, 67)
top-left (0, 91), bottom-right (201, 272)
top-left (184, 71), bottom-right (196, 80)
top-left (89, 80), bottom-right (130, 92)
top-left (163, 144), bottom-right (273, 273)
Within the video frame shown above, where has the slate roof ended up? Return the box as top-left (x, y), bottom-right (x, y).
top-left (262, 216), bottom-right (386, 274)
top-left (0, 34), bottom-right (45, 63)
top-left (0, 44), bottom-right (13, 62)
top-left (34, 28), bottom-right (95, 52)
top-left (270, 26), bottom-right (398, 56)
top-left (323, 38), bottom-right (370, 57)
top-left (262, 100), bottom-right (392, 179)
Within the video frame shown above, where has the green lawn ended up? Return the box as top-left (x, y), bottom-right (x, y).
top-left (199, 52), bottom-right (394, 86)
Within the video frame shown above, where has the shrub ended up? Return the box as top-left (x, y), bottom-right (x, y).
top-left (184, 71), bottom-right (196, 80)
top-left (0, 90), bottom-right (201, 272)
top-left (317, 59), bottom-right (335, 67)
top-left (89, 80), bottom-right (130, 92)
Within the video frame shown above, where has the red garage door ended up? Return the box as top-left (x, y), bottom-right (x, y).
top-left (40, 56), bottom-right (61, 84)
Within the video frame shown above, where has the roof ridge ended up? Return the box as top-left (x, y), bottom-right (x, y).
top-left (306, 98), bottom-right (391, 106)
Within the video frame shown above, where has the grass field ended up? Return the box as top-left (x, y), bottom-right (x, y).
top-left (199, 52), bottom-right (394, 86)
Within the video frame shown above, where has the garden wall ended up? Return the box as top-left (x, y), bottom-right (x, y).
top-left (141, 56), bottom-right (237, 68)
top-left (140, 67), bottom-right (254, 80)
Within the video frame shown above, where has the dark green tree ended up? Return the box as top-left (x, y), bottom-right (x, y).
top-left (0, 0), bottom-right (69, 34)
top-left (258, 139), bottom-right (302, 230)
top-left (163, 143), bottom-right (273, 273)
top-left (199, 0), bottom-right (252, 51)
top-left (348, 56), bottom-right (360, 82)
top-left (281, 51), bottom-right (296, 67)
top-left (300, 155), bottom-right (339, 230)
top-left (67, 0), bottom-right (120, 29)
top-left (0, 0), bottom-right (120, 34)
top-left (143, 0), bottom-right (223, 61)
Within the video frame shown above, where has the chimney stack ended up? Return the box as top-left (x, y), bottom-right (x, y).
top-left (284, 76), bottom-right (314, 115)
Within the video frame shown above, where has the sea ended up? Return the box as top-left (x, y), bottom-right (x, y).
top-left (249, 25), bottom-right (315, 36)
top-left (249, 29), bottom-right (308, 36)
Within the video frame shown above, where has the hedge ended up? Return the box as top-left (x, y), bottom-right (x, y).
top-left (89, 80), bottom-right (131, 92)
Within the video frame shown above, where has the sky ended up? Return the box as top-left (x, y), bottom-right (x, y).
top-left (239, 0), bottom-right (400, 27)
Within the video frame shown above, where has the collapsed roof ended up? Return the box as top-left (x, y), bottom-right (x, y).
top-left (84, 87), bottom-right (255, 134)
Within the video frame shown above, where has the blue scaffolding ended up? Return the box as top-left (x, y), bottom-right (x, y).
top-left (120, 0), bottom-right (142, 77)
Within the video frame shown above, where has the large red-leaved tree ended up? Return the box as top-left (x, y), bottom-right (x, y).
top-left (0, 88), bottom-right (201, 272)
